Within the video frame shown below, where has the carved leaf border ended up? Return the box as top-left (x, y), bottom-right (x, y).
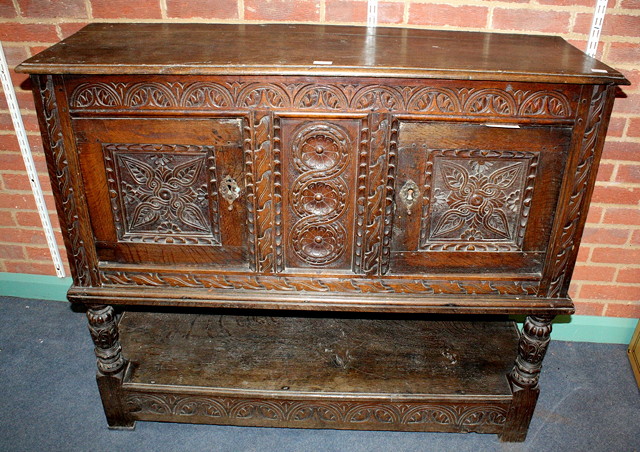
top-left (100, 270), bottom-right (539, 295)
top-left (547, 86), bottom-right (609, 297)
top-left (39, 76), bottom-right (96, 285)
top-left (125, 392), bottom-right (508, 431)
top-left (70, 81), bottom-right (574, 119)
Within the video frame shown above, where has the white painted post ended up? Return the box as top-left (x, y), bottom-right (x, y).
top-left (0, 42), bottom-right (66, 277)
top-left (367, 0), bottom-right (378, 28)
top-left (586, 0), bottom-right (609, 58)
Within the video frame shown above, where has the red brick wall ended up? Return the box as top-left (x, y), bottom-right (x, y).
top-left (0, 0), bottom-right (638, 317)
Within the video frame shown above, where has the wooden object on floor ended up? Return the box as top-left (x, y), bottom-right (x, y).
top-left (17, 23), bottom-right (629, 442)
top-left (629, 321), bottom-right (640, 388)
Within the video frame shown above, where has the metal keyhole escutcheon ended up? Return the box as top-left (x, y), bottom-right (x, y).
top-left (399, 179), bottom-right (420, 215)
top-left (220, 175), bottom-right (241, 211)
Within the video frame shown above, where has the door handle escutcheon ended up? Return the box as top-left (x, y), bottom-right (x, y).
top-left (399, 179), bottom-right (420, 216)
top-left (220, 175), bottom-right (241, 211)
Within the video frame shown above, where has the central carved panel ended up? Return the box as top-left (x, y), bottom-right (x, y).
top-left (103, 143), bottom-right (221, 244)
top-left (421, 149), bottom-right (538, 251)
top-left (283, 121), bottom-right (356, 269)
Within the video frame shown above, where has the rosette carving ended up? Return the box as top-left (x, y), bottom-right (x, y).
top-left (289, 122), bottom-right (351, 267)
top-left (421, 149), bottom-right (538, 251)
top-left (292, 223), bottom-right (347, 266)
top-left (103, 144), bottom-right (220, 244)
top-left (299, 181), bottom-right (346, 216)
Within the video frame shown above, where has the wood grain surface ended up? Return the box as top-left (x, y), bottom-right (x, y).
top-left (20, 23), bottom-right (629, 440)
top-left (120, 310), bottom-right (518, 395)
top-left (17, 23), bottom-right (628, 84)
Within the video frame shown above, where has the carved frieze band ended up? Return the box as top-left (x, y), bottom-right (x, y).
top-left (103, 143), bottom-right (222, 245)
top-left (125, 393), bottom-right (507, 431)
top-left (100, 270), bottom-right (539, 295)
top-left (421, 149), bottom-right (538, 251)
top-left (547, 86), bottom-right (608, 297)
top-left (70, 81), bottom-right (574, 119)
top-left (38, 76), bottom-right (95, 285)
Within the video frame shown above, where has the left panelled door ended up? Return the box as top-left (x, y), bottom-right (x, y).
top-left (72, 117), bottom-right (248, 268)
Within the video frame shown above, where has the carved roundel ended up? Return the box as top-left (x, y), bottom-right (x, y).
top-left (288, 121), bottom-right (352, 268)
top-left (292, 123), bottom-right (350, 172)
top-left (292, 223), bottom-right (346, 265)
top-left (294, 180), bottom-right (347, 217)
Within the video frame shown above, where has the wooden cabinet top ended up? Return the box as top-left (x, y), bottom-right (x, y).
top-left (17, 23), bottom-right (628, 85)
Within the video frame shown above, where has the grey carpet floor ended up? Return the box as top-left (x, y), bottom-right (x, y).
top-left (0, 296), bottom-right (638, 452)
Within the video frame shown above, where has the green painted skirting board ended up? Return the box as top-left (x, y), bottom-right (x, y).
top-left (0, 272), bottom-right (71, 302)
top-left (1, 272), bottom-right (637, 344)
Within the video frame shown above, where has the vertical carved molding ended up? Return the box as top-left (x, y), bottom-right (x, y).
top-left (381, 118), bottom-right (398, 274)
top-left (86, 305), bottom-right (133, 429)
top-left (272, 116), bottom-right (284, 272)
top-left (243, 116), bottom-right (257, 271)
top-left (544, 85), bottom-right (615, 298)
top-left (34, 75), bottom-right (98, 286)
top-left (353, 115), bottom-right (370, 273)
top-left (501, 315), bottom-right (553, 442)
top-left (354, 114), bottom-right (393, 275)
top-left (247, 111), bottom-right (276, 273)
top-left (207, 149), bottom-right (222, 241)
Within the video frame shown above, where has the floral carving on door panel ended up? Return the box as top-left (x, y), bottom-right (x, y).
top-left (289, 122), bottom-right (351, 267)
top-left (421, 150), bottom-right (538, 251)
top-left (104, 144), bottom-right (221, 244)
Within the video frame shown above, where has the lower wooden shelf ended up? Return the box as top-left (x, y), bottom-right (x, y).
top-left (116, 310), bottom-right (520, 434)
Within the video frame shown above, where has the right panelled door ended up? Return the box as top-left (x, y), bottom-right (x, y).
top-left (392, 120), bottom-right (573, 276)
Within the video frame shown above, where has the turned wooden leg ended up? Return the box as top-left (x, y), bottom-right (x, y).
top-left (500, 315), bottom-right (554, 442)
top-left (87, 305), bottom-right (135, 429)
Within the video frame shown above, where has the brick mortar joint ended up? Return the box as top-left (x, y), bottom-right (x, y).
top-left (590, 202), bottom-right (640, 209)
top-left (604, 137), bottom-right (640, 144)
top-left (579, 263), bottom-right (640, 269)
top-left (584, 223), bottom-right (640, 230)
top-left (600, 36), bottom-right (640, 43)
top-left (585, 249), bottom-right (640, 252)
top-left (593, 181), bottom-right (640, 187)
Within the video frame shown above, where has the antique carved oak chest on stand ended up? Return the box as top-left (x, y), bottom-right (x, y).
top-left (17, 24), bottom-right (628, 441)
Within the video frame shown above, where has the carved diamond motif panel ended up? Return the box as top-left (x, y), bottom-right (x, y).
top-left (104, 144), bottom-right (221, 244)
top-left (420, 150), bottom-right (538, 251)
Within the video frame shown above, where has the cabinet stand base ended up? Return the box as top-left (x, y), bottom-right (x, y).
top-left (95, 309), bottom-right (545, 441)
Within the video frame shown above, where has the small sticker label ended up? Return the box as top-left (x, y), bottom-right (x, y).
top-left (485, 123), bottom-right (521, 129)
top-left (313, 60), bottom-right (333, 65)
